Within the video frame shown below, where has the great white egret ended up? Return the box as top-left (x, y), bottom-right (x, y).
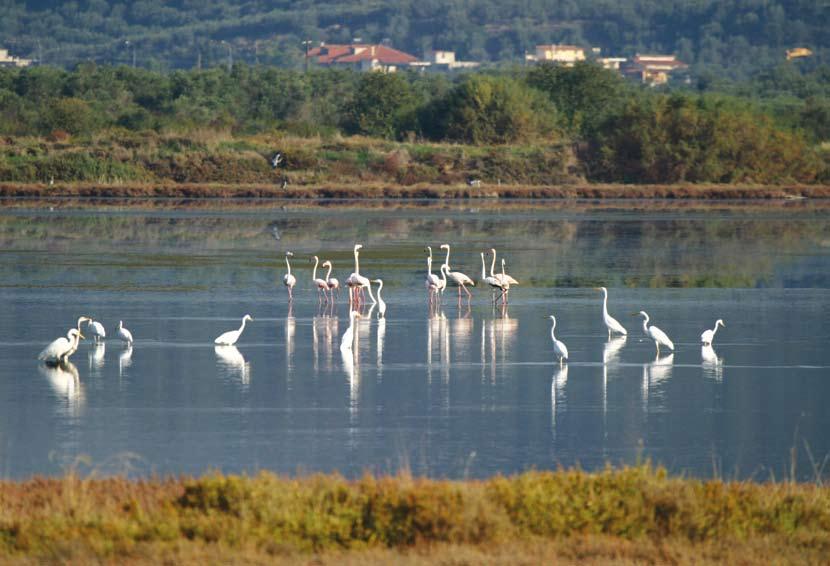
top-left (701, 319), bottom-right (725, 345)
top-left (66, 316), bottom-right (91, 358)
top-left (440, 244), bottom-right (475, 300)
top-left (340, 310), bottom-right (360, 351)
top-left (116, 320), bottom-right (134, 345)
top-left (87, 318), bottom-right (106, 343)
top-left (283, 251), bottom-right (297, 300)
top-left (633, 311), bottom-right (674, 354)
top-left (346, 244), bottom-right (371, 305)
top-left (372, 279), bottom-right (386, 318)
top-left (312, 256), bottom-right (330, 303)
top-left (214, 314), bottom-right (253, 345)
top-left (322, 260), bottom-right (339, 301)
top-left (549, 315), bottom-right (569, 365)
top-left (595, 287), bottom-right (627, 338)
top-left (39, 328), bottom-right (85, 364)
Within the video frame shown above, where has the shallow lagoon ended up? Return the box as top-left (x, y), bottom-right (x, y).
top-left (1, 199), bottom-right (828, 480)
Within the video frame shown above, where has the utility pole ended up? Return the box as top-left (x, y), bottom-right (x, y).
top-left (302, 39), bottom-right (312, 72)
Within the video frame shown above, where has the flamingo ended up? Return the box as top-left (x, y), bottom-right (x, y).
top-left (311, 256), bottom-right (330, 303)
top-left (480, 252), bottom-right (503, 301)
top-left (633, 311), bottom-right (675, 355)
top-left (322, 260), bottom-right (340, 301)
top-left (440, 244), bottom-right (475, 300)
top-left (595, 287), bottom-right (627, 338)
top-left (498, 258), bottom-right (512, 304)
top-left (283, 251), bottom-right (297, 300)
top-left (425, 246), bottom-right (443, 300)
top-left (346, 244), bottom-right (371, 306)
top-left (490, 248), bottom-right (519, 286)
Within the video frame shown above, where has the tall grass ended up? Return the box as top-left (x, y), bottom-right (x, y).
top-left (1, 464), bottom-right (829, 562)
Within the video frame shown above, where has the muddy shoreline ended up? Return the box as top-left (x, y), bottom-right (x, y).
top-left (2, 181), bottom-right (829, 201)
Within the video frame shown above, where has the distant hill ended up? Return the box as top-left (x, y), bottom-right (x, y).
top-left (1, 0), bottom-right (828, 76)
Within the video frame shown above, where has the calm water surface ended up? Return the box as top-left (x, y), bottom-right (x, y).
top-left (1, 199), bottom-right (829, 480)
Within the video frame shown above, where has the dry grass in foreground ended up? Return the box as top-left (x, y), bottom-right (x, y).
top-left (1, 465), bottom-right (828, 564)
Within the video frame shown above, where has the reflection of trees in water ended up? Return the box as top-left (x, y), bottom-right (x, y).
top-left (1, 205), bottom-right (827, 289)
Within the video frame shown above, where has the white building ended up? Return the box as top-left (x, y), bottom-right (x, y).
top-left (0, 48), bottom-right (31, 68)
top-left (526, 45), bottom-right (586, 66)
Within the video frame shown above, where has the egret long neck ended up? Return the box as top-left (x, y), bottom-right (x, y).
top-left (711, 322), bottom-right (720, 337)
top-left (365, 282), bottom-right (377, 303)
top-left (602, 291), bottom-right (609, 317)
top-left (312, 257), bottom-right (319, 280)
top-left (239, 318), bottom-right (248, 333)
top-left (641, 316), bottom-right (649, 334)
top-left (285, 256), bottom-right (292, 275)
top-left (550, 319), bottom-right (557, 340)
top-left (376, 281), bottom-right (383, 300)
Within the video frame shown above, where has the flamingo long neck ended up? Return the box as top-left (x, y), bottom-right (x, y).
top-left (501, 260), bottom-right (506, 279)
top-left (427, 256), bottom-right (434, 276)
top-left (285, 255), bottom-right (292, 275)
top-left (354, 249), bottom-right (360, 275)
top-left (440, 264), bottom-right (447, 284)
top-left (325, 263), bottom-right (332, 280)
top-left (365, 282), bottom-right (377, 303)
top-left (376, 281), bottom-right (383, 301)
top-left (480, 253), bottom-right (486, 279)
top-left (312, 257), bottom-right (319, 280)
top-left (490, 251), bottom-right (497, 277)
top-left (443, 246), bottom-right (451, 269)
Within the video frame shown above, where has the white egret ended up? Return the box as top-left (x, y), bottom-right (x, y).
top-left (549, 315), bottom-right (569, 365)
top-left (322, 260), bottom-right (340, 300)
top-left (340, 310), bottom-right (360, 351)
top-left (633, 311), bottom-right (674, 354)
top-left (372, 279), bottom-right (387, 318)
top-left (116, 320), bottom-right (134, 345)
top-left (214, 314), bottom-right (253, 346)
top-left (595, 287), bottom-right (627, 338)
top-left (346, 244), bottom-right (371, 305)
top-left (311, 256), bottom-right (330, 302)
top-left (283, 251), bottom-right (297, 300)
top-left (440, 244), bottom-right (475, 300)
top-left (87, 318), bottom-right (106, 343)
top-left (39, 328), bottom-right (85, 365)
top-left (700, 319), bottom-right (725, 345)
top-left (65, 316), bottom-right (91, 358)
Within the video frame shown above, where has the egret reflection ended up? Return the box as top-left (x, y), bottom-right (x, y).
top-left (118, 345), bottom-right (133, 377)
top-left (88, 342), bottom-right (106, 372)
top-left (214, 345), bottom-right (250, 385)
top-left (701, 345), bottom-right (724, 380)
top-left (376, 317), bottom-right (386, 374)
top-left (551, 363), bottom-right (568, 438)
top-left (641, 353), bottom-right (674, 409)
top-left (38, 361), bottom-right (85, 417)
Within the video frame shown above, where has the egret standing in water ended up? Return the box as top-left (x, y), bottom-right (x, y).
top-left (214, 314), bottom-right (253, 346)
top-left (340, 310), bottom-right (360, 351)
top-left (594, 287), bottom-right (627, 338)
top-left (283, 251), bottom-right (297, 300)
top-left (633, 311), bottom-right (674, 355)
top-left (87, 318), bottom-right (106, 343)
top-left (700, 319), bottom-right (725, 345)
top-left (549, 315), bottom-right (569, 366)
top-left (39, 328), bottom-right (85, 365)
top-left (372, 279), bottom-right (386, 318)
top-left (116, 320), bottom-right (134, 345)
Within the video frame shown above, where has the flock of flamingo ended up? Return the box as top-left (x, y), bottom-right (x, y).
top-left (38, 243), bottom-right (727, 370)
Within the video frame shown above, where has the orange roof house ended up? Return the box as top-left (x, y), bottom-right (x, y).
top-left (307, 43), bottom-right (420, 72)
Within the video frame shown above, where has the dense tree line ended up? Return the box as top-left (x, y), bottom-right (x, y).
top-left (0, 63), bottom-right (826, 183)
top-left (1, 0), bottom-right (828, 78)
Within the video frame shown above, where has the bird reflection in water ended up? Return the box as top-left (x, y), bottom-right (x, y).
top-left (551, 363), bottom-right (568, 440)
top-left (285, 304), bottom-right (296, 374)
top-left (118, 345), bottom-right (133, 378)
top-left (376, 317), bottom-right (386, 377)
top-left (701, 345), bottom-right (724, 380)
top-left (38, 361), bottom-right (85, 417)
top-left (451, 305), bottom-right (473, 360)
top-left (88, 342), bottom-right (106, 374)
top-left (602, 335), bottom-right (627, 428)
top-left (214, 345), bottom-right (251, 386)
top-left (641, 353), bottom-right (674, 409)
top-left (486, 303), bottom-right (518, 383)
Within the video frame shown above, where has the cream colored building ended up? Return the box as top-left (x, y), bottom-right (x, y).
top-left (0, 48), bottom-right (31, 67)
top-left (526, 45), bottom-right (587, 66)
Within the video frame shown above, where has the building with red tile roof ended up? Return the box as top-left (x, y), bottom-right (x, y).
top-left (307, 43), bottom-right (421, 72)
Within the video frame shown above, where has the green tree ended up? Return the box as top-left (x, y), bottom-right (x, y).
top-left (341, 72), bottom-right (416, 139)
top-left (422, 75), bottom-right (559, 144)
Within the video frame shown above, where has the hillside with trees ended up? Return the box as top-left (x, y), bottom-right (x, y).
top-left (0, 0), bottom-right (827, 77)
